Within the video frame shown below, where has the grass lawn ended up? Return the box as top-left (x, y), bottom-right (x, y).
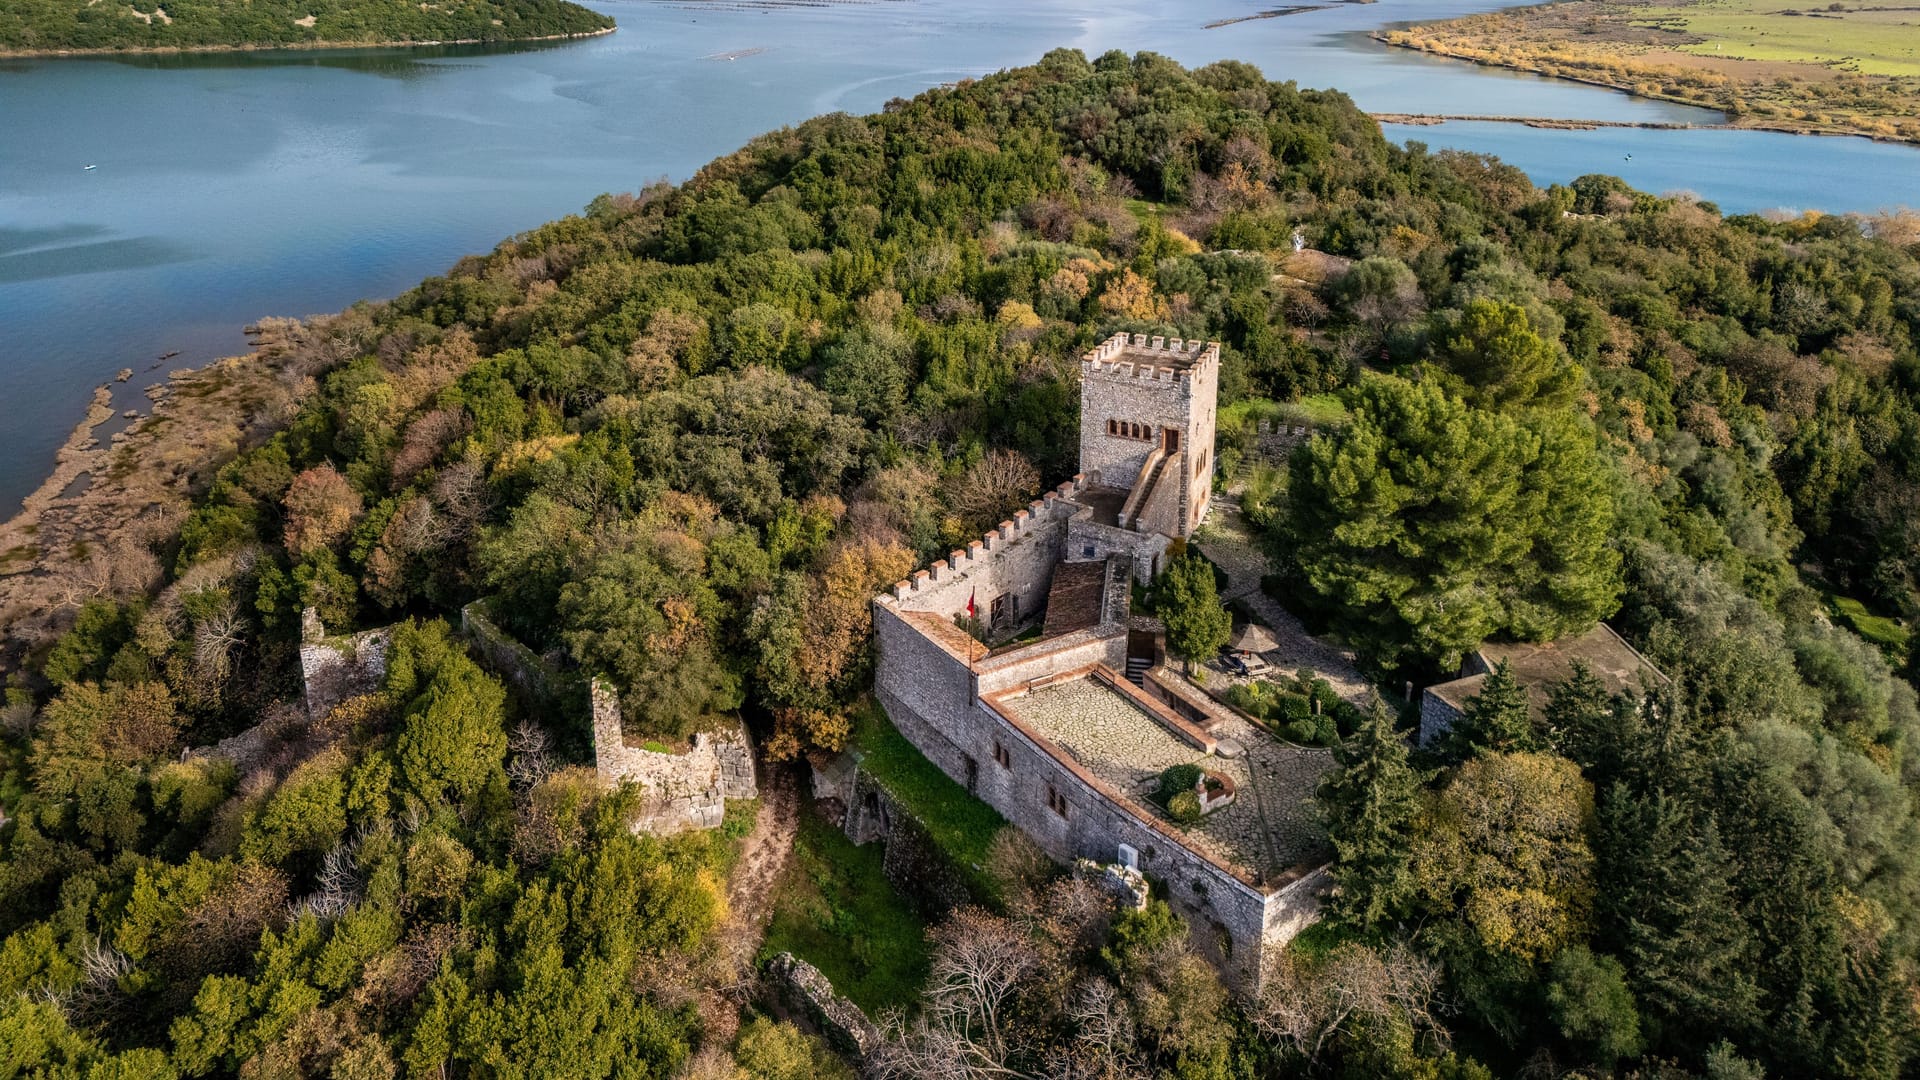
top-left (759, 813), bottom-right (932, 1015)
top-left (849, 702), bottom-right (1008, 881)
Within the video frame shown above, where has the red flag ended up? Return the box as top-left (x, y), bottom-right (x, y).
top-left (966, 588), bottom-right (976, 618)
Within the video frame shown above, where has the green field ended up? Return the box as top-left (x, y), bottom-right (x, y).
top-left (1648, 0), bottom-right (1920, 76)
top-left (759, 815), bottom-right (932, 1015)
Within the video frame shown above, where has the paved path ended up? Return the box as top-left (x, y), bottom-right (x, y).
top-left (1195, 499), bottom-right (1373, 707)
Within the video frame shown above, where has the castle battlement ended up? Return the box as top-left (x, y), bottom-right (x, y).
top-left (883, 473), bottom-right (1090, 603)
top-left (1081, 332), bottom-right (1220, 383)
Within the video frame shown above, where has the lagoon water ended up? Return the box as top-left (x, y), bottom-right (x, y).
top-left (3, 0), bottom-right (1919, 511)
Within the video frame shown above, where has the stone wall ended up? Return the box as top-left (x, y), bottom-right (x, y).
top-left (761, 952), bottom-right (880, 1061)
top-left (1180, 351), bottom-right (1218, 534)
top-left (1067, 517), bottom-right (1172, 583)
top-left (460, 599), bottom-right (578, 714)
top-left (1133, 450), bottom-right (1190, 540)
top-left (298, 607), bottom-right (390, 721)
top-left (1418, 689), bottom-right (1464, 747)
top-left (1077, 333), bottom-right (1219, 537)
top-left (590, 678), bottom-right (758, 834)
top-left (886, 476), bottom-right (1085, 624)
top-left (843, 769), bottom-right (977, 916)
top-left (872, 594), bottom-right (1278, 988)
top-left (971, 691), bottom-right (1276, 989)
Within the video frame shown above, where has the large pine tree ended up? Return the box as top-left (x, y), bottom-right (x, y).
top-left (1281, 376), bottom-right (1621, 670)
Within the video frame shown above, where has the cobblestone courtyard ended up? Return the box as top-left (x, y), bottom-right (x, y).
top-left (1013, 677), bottom-right (1334, 877)
top-left (1196, 499), bottom-right (1373, 706)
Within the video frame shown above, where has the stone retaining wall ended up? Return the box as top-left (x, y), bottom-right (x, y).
top-left (842, 768), bottom-right (976, 916)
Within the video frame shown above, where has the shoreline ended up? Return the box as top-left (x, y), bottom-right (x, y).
top-left (0, 24), bottom-right (613, 60)
top-left (1367, 24), bottom-right (1920, 147)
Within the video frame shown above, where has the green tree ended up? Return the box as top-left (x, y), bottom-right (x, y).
top-left (1281, 377), bottom-right (1620, 670)
top-left (1319, 704), bottom-right (1423, 930)
top-left (1159, 553), bottom-right (1231, 669)
top-left (1433, 298), bottom-right (1580, 411)
top-left (1546, 945), bottom-right (1644, 1068)
top-left (1443, 661), bottom-right (1536, 758)
top-left (386, 619), bottom-right (509, 804)
top-left (1413, 752), bottom-right (1596, 962)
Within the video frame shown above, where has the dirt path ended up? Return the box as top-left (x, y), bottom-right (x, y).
top-left (720, 760), bottom-right (801, 978)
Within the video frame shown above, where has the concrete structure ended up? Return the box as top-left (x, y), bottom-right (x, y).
top-left (872, 333), bottom-right (1331, 990)
top-left (1419, 623), bottom-right (1668, 745)
top-left (588, 678), bottom-right (759, 834)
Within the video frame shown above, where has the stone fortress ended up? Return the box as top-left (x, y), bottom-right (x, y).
top-left (872, 333), bottom-right (1333, 990)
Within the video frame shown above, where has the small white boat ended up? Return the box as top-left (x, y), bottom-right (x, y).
top-left (83, 164), bottom-right (97, 170)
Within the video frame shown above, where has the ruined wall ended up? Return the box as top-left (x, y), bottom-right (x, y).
top-left (761, 953), bottom-right (881, 1061)
top-left (590, 679), bottom-right (758, 834)
top-left (298, 607), bottom-right (390, 721)
top-left (461, 599), bottom-right (578, 714)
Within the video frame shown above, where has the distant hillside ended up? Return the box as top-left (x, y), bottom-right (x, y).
top-left (0, 0), bottom-right (612, 54)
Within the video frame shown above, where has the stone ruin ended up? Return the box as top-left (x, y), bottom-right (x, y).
top-left (298, 607), bottom-right (390, 721)
top-left (590, 678), bottom-right (758, 833)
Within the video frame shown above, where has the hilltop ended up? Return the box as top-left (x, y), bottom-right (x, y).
top-left (0, 0), bottom-right (612, 56)
top-left (4, 49), bottom-right (1920, 1078)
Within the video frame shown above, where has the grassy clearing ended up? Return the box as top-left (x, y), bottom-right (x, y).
top-left (758, 813), bottom-right (931, 1015)
top-left (1650, 0), bottom-right (1920, 76)
top-left (1830, 594), bottom-right (1911, 659)
top-left (850, 701), bottom-right (1007, 876)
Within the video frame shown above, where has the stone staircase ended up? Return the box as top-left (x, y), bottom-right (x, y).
top-left (1117, 446), bottom-right (1166, 528)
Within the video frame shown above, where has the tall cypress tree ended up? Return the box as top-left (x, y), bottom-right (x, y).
top-left (1319, 703), bottom-right (1424, 931)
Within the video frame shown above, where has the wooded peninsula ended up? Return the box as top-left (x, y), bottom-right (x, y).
top-left (5, 48), bottom-right (1920, 1080)
top-left (0, 0), bottom-right (612, 56)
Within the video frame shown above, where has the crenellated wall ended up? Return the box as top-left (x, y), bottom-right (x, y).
top-left (1078, 334), bottom-right (1220, 534)
top-left (885, 474), bottom-right (1090, 622)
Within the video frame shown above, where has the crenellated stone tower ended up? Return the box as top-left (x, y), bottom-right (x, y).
top-left (1078, 333), bottom-right (1219, 539)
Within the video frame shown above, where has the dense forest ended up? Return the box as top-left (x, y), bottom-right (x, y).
top-left (0, 0), bottom-right (611, 54)
top-left (5, 47), bottom-right (1920, 1079)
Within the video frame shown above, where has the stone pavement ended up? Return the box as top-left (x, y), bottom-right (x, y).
top-left (1195, 500), bottom-right (1372, 707)
top-left (1013, 677), bottom-right (1333, 878)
